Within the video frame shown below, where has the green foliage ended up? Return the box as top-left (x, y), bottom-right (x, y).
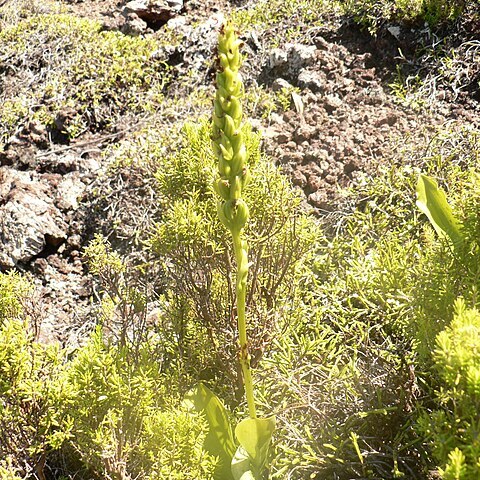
top-left (186, 384), bottom-right (275, 480)
top-left (186, 383), bottom-right (236, 479)
top-left (63, 328), bottom-right (217, 479)
top-left (84, 234), bottom-right (126, 277)
top-left (0, 304), bottom-right (217, 479)
top-left (255, 281), bottom-right (415, 478)
top-left (144, 119), bottom-right (478, 479)
top-left (341, 0), bottom-right (465, 32)
top-left (389, 67), bottom-right (427, 110)
top-left (0, 0), bottom-right (63, 27)
top-left (342, 0), bottom-right (398, 32)
top-left (242, 84), bottom-right (302, 121)
top-left (251, 127), bottom-right (479, 478)
top-left (0, 271), bottom-right (31, 321)
top-left (442, 448), bottom-right (467, 480)
top-left (415, 168), bottom-right (480, 358)
top-left (391, 40), bottom-right (479, 112)
top-left (0, 459), bottom-right (23, 480)
top-left (417, 299), bottom-right (480, 479)
top-left (149, 118), bottom-right (318, 393)
top-left (0, 13), bottom-right (170, 142)
top-left (416, 174), bottom-right (464, 248)
top-left (141, 407), bottom-right (217, 480)
top-left (0, 319), bottom-right (70, 478)
top-left (234, 417), bottom-right (276, 478)
top-left (84, 235), bottom-right (148, 349)
top-left (231, 0), bottom-right (339, 45)
top-left (421, 0), bottom-right (465, 26)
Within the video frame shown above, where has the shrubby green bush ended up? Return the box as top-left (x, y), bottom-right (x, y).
top-left (414, 168), bottom-right (480, 360)
top-left (418, 299), bottom-right (480, 479)
top-left (0, 271), bottom-right (31, 321)
top-left (253, 171), bottom-right (424, 478)
top-left (79, 123), bottom-right (476, 479)
top-left (84, 234), bottom-right (149, 350)
top-left (0, 318), bottom-right (70, 479)
top-left (0, 459), bottom-right (23, 480)
top-left (0, 272), bottom-right (68, 479)
top-left (149, 118), bottom-right (318, 399)
top-left (413, 170), bottom-right (480, 479)
top-left (316, 128), bottom-right (479, 361)
top-left (254, 127), bottom-right (479, 478)
top-left (0, 296), bottom-right (218, 480)
top-left (0, 267), bottom-right (217, 480)
top-left (231, 0), bottom-right (336, 44)
top-left (62, 327), bottom-right (217, 480)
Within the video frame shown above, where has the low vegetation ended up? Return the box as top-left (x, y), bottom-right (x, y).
top-left (1, 0), bottom-right (479, 479)
top-left (342, 0), bottom-right (465, 31)
top-left (0, 12), bottom-right (171, 142)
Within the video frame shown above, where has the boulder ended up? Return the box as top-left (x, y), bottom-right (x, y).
top-left (0, 168), bottom-right (67, 268)
top-left (297, 69), bottom-right (324, 93)
top-left (269, 43), bottom-right (317, 75)
top-left (123, 0), bottom-right (183, 27)
top-left (121, 13), bottom-right (148, 36)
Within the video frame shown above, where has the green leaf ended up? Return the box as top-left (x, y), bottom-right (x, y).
top-left (416, 174), bottom-right (464, 248)
top-left (234, 416), bottom-right (275, 476)
top-left (185, 383), bottom-right (236, 480)
top-left (231, 446), bottom-right (256, 480)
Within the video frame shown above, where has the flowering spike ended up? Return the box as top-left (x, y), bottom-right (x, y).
top-left (211, 21), bottom-right (256, 419)
top-left (212, 21), bottom-right (250, 233)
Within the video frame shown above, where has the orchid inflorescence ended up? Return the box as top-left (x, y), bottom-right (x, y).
top-left (211, 21), bottom-right (256, 419)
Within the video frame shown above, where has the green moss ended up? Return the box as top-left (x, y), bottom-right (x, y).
top-left (0, 13), bottom-right (171, 142)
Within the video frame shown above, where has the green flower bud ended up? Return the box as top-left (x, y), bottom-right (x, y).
top-left (219, 53), bottom-right (229, 69)
top-left (231, 198), bottom-right (249, 230)
top-left (219, 160), bottom-right (231, 178)
top-left (229, 130), bottom-right (243, 152)
top-left (231, 175), bottom-right (242, 200)
top-left (223, 115), bottom-right (237, 138)
top-left (230, 144), bottom-right (247, 176)
top-left (213, 178), bottom-right (231, 200)
top-left (219, 199), bottom-right (249, 232)
top-left (219, 143), bottom-right (233, 161)
top-left (241, 167), bottom-right (251, 189)
top-left (213, 21), bottom-right (249, 236)
top-left (217, 201), bottom-right (233, 230)
top-left (230, 97), bottom-right (242, 121)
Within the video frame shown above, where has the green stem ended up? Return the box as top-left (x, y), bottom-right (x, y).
top-left (233, 231), bottom-right (257, 419)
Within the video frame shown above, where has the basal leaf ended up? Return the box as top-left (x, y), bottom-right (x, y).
top-left (231, 445), bottom-right (256, 480)
top-left (185, 383), bottom-right (236, 480)
top-left (235, 416), bottom-right (275, 475)
top-left (416, 174), bottom-right (464, 248)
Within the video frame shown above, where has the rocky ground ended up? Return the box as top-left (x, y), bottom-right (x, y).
top-left (0, 0), bottom-right (479, 345)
